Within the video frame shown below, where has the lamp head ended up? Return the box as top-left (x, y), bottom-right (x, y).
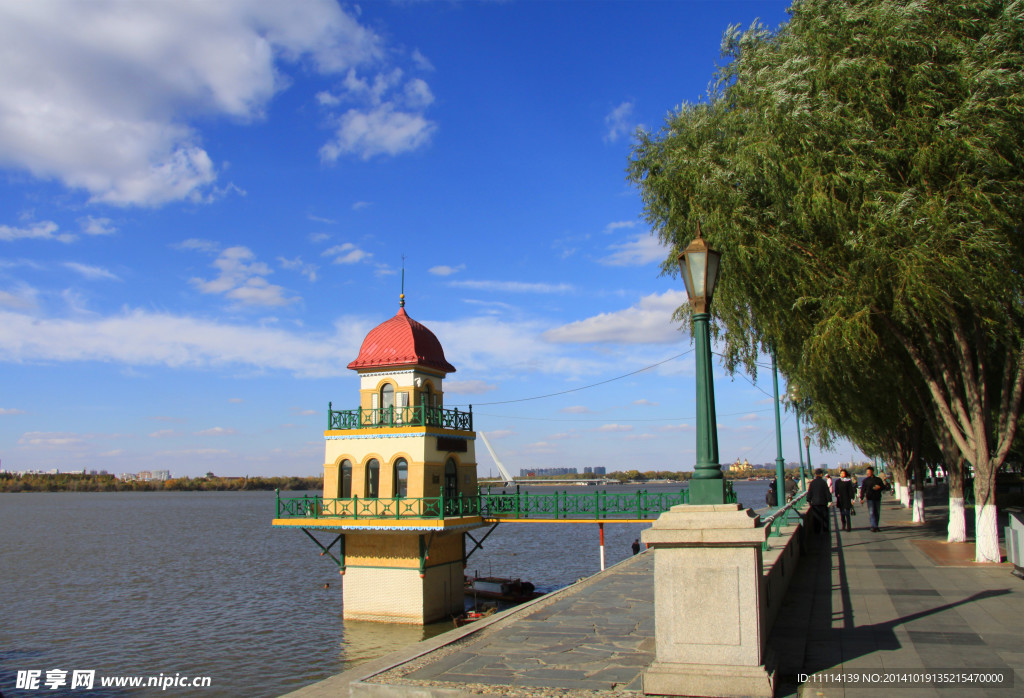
top-left (677, 221), bottom-right (722, 314)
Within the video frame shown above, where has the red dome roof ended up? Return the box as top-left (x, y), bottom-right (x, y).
top-left (347, 307), bottom-right (456, 373)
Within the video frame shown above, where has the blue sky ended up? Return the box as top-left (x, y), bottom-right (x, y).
top-left (0, 0), bottom-right (865, 478)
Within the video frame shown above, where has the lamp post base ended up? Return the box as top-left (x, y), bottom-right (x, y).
top-left (688, 477), bottom-right (726, 505)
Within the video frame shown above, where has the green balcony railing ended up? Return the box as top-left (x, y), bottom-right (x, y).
top-left (327, 403), bottom-right (473, 431)
top-left (275, 481), bottom-right (738, 522)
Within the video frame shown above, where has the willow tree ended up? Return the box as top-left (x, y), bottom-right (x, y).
top-left (628, 0), bottom-right (1024, 561)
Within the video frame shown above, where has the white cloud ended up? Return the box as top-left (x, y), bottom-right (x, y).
top-left (322, 242), bottom-right (370, 265)
top-left (544, 290), bottom-right (686, 345)
top-left (658, 423), bottom-right (693, 432)
top-left (411, 49), bottom-right (434, 72)
top-left (429, 264), bottom-right (464, 277)
top-left (605, 221), bottom-right (636, 233)
top-left (80, 216), bottom-right (117, 236)
top-left (351, 201), bottom-right (372, 211)
top-left (596, 424), bottom-right (633, 433)
top-left (604, 101), bottom-right (636, 143)
top-left (148, 429), bottom-right (178, 438)
top-left (561, 405), bottom-right (595, 414)
top-left (445, 380), bottom-right (498, 395)
top-left (632, 399), bottom-right (659, 406)
top-left (0, 307), bottom-right (369, 378)
top-left (191, 246), bottom-right (297, 307)
top-left (63, 262), bottom-right (120, 281)
top-left (307, 215), bottom-right (336, 224)
top-left (0, 1), bottom-right (383, 205)
top-left (195, 427), bottom-right (236, 436)
top-left (599, 234), bottom-right (667, 266)
top-left (228, 398), bottom-right (244, 404)
top-left (0, 284), bottom-right (39, 310)
top-left (0, 221), bottom-right (73, 243)
top-left (737, 413), bottom-right (760, 422)
top-left (278, 256), bottom-right (318, 282)
top-left (321, 104), bottom-right (436, 161)
top-left (448, 280), bottom-right (573, 294)
top-left (18, 431), bottom-right (87, 448)
top-left (0, 407), bottom-right (25, 415)
top-left (175, 238), bottom-right (219, 253)
top-left (308, 232), bottom-right (330, 244)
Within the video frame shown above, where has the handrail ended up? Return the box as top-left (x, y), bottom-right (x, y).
top-left (327, 403), bottom-right (473, 431)
top-left (762, 489), bottom-right (808, 528)
top-left (275, 482), bottom-right (740, 522)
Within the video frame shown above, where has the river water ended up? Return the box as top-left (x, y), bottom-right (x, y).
top-left (0, 481), bottom-right (769, 697)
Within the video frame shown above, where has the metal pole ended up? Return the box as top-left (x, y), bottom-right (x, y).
top-left (771, 352), bottom-right (786, 505)
top-left (796, 409), bottom-right (807, 490)
top-left (805, 440), bottom-right (814, 478)
top-left (689, 311), bottom-right (725, 504)
top-left (599, 522), bottom-right (606, 571)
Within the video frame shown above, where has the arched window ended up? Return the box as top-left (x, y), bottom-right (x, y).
top-left (340, 459), bottom-right (352, 498)
top-left (380, 383), bottom-right (395, 425)
top-left (444, 458), bottom-right (458, 496)
top-left (365, 458), bottom-right (380, 498)
top-left (394, 458), bottom-right (408, 498)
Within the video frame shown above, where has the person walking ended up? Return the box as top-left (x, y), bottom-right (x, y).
top-left (860, 466), bottom-right (885, 531)
top-left (807, 469), bottom-right (831, 534)
top-left (784, 475), bottom-right (797, 503)
top-left (631, 539), bottom-right (641, 555)
top-left (834, 469), bottom-right (857, 531)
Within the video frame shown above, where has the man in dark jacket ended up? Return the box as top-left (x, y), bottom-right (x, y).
top-left (807, 469), bottom-right (831, 534)
top-left (859, 466), bottom-right (885, 531)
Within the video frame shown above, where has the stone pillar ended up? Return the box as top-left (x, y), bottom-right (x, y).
top-left (642, 503), bottom-right (774, 697)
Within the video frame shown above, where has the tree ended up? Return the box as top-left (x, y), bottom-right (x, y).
top-left (629, 0), bottom-right (1024, 561)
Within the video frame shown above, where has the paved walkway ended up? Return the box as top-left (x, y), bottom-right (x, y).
top-left (771, 498), bottom-right (1023, 697)
top-left (288, 495), bottom-right (1024, 697)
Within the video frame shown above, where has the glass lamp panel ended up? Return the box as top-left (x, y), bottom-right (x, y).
top-left (677, 253), bottom-right (696, 299)
top-left (687, 250), bottom-right (708, 300)
top-left (705, 250), bottom-right (722, 300)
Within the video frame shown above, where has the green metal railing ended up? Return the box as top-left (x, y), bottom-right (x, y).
top-left (327, 402), bottom-right (473, 431)
top-left (276, 480), bottom-right (739, 522)
top-left (762, 490), bottom-right (808, 550)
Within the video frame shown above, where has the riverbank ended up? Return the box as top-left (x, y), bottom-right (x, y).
top-left (0, 472), bottom-right (322, 492)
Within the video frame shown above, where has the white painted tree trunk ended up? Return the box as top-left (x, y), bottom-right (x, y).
top-left (912, 487), bottom-right (925, 522)
top-left (893, 481), bottom-right (901, 504)
top-left (947, 496), bottom-right (966, 543)
top-left (900, 482), bottom-right (911, 508)
top-left (975, 504), bottom-right (1001, 563)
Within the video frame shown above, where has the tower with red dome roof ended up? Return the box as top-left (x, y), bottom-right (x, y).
top-left (316, 294), bottom-right (481, 624)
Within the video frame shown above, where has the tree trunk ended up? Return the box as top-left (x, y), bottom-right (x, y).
top-left (947, 458), bottom-right (966, 543)
top-left (973, 460), bottom-right (1001, 563)
top-left (912, 455), bottom-right (926, 523)
top-left (899, 467), bottom-right (911, 507)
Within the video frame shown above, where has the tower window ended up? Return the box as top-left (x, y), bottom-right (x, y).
top-left (365, 458), bottom-right (380, 498)
top-left (394, 458), bottom-right (408, 498)
top-left (340, 459), bottom-right (352, 498)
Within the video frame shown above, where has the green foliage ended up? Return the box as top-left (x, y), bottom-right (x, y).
top-left (629, 0), bottom-right (1024, 461)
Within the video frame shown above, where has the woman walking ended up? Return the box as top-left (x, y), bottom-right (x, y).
top-left (835, 469), bottom-right (857, 531)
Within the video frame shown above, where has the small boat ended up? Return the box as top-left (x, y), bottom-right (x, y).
top-left (464, 575), bottom-right (543, 603)
top-left (452, 606), bottom-right (496, 627)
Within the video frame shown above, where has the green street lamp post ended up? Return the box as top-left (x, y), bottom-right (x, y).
top-left (771, 352), bottom-right (786, 506)
top-left (804, 434), bottom-right (813, 478)
top-left (678, 223), bottom-right (725, 505)
top-left (795, 402), bottom-right (807, 490)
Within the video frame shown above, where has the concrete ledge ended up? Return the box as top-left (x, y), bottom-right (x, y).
top-left (643, 658), bottom-right (776, 697)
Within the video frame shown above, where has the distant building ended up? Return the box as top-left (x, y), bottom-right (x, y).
top-left (593, 466), bottom-right (606, 475)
